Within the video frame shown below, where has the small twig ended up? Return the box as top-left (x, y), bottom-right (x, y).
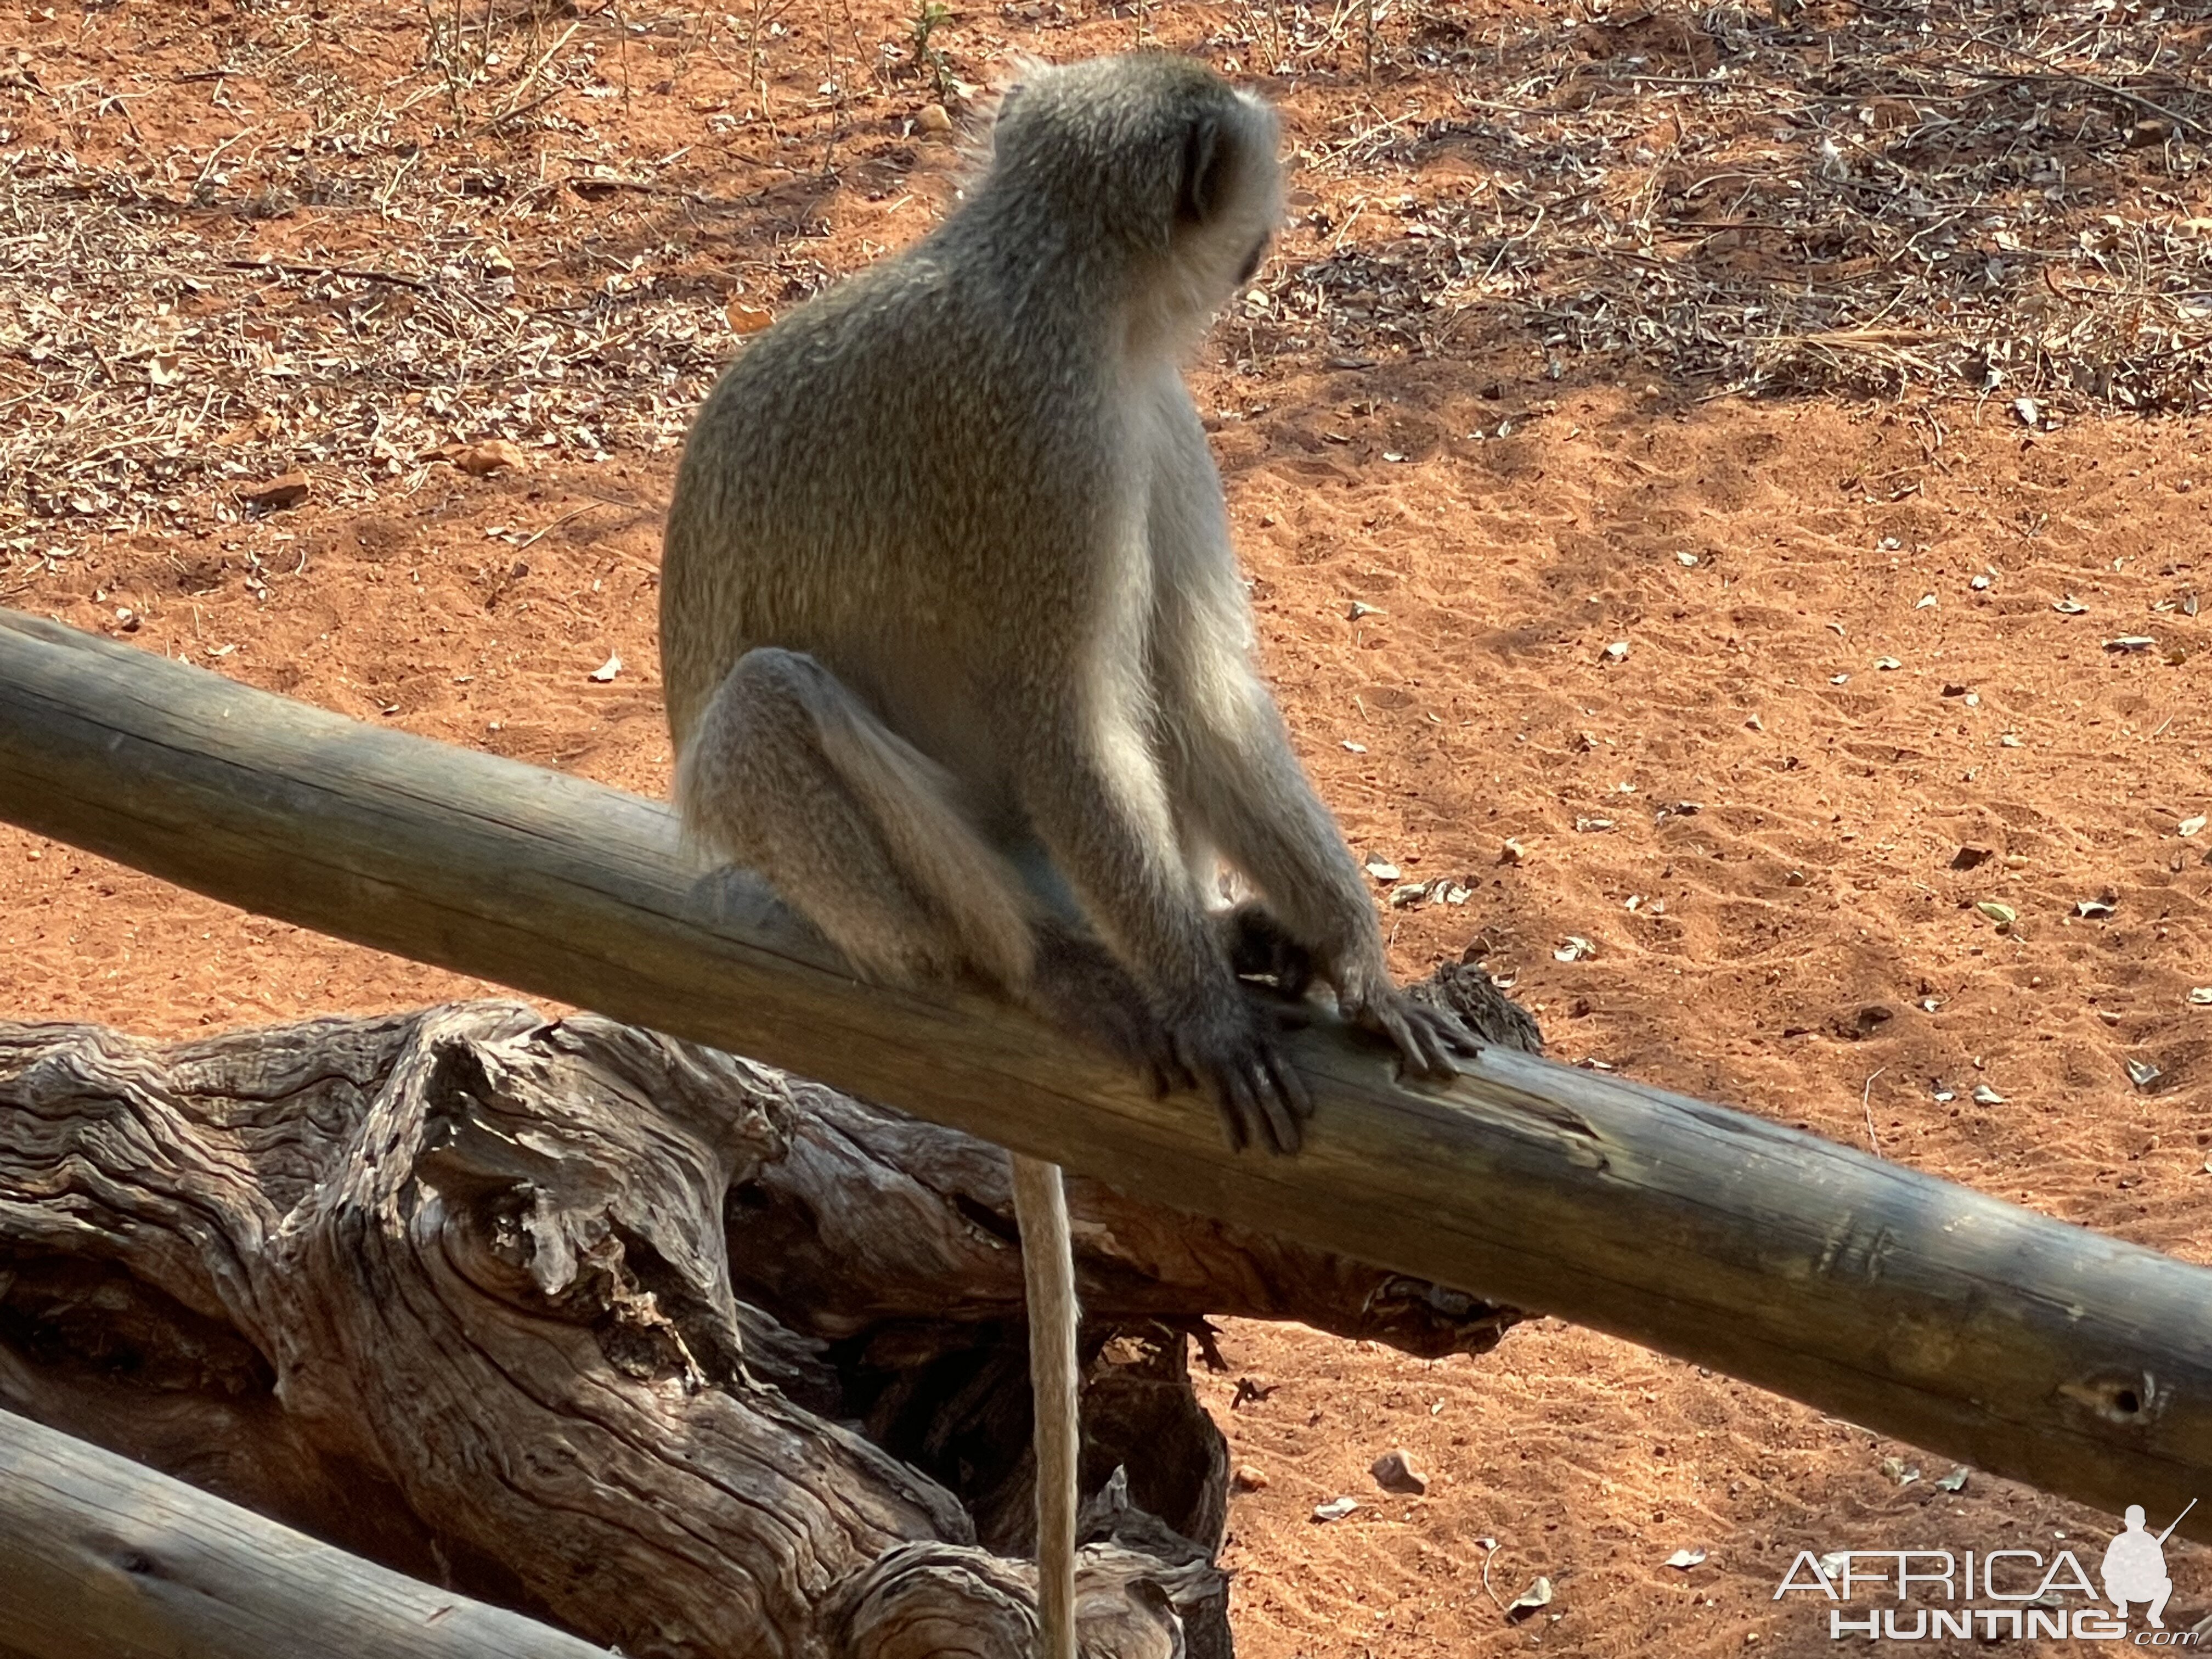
top-left (223, 259), bottom-right (437, 295)
top-left (1862, 1068), bottom-right (1886, 1158)
top-left (514, 505), bottom-right (599, 552)
top-left (1949, 55), bottom-right (2203, 138)
top-left (482, 17), bottom-right (582, 131)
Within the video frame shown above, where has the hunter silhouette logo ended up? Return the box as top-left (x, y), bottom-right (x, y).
top-left (2104, 1499), bottom-right (2193, 1629)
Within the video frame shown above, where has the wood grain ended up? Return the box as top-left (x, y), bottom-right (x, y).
top-left (0, 1405), bottom-right (618, 1659)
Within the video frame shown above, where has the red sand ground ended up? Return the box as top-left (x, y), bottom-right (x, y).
top-left (3, 0), bottom-right (2209, 1652)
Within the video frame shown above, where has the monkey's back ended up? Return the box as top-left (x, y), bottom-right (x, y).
top-left (661, 223), bottom-right (1119, 760)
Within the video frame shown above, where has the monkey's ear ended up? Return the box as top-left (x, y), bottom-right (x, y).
top-left (1177, 115), bottom-right (1232, 224)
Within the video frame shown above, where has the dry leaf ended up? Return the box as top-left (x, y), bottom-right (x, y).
top-left (454, 439), bottom-right (528, 476)
top-left (1505, 1576), bottom-right (1554, 1620)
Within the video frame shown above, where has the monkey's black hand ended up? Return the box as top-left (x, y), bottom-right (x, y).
top-left (1335, 957), bottom-right (1480, 1080)
top-left (1217, 899), bottom-right (1315, 1000)
top-left (1165, 997), bottom-right (1313, 1156)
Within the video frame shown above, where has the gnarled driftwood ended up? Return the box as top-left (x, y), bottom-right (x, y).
top-left (0, 1002), bottom-right (1518, 1658)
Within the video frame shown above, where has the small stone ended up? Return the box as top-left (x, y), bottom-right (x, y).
top-left (1370, 1449), bottom-right (1428, 1496)
top-left (1231, 1463), bottom-right (1268, 1493)
top-left (1312, 1497), bottom-right (1359, 1523)
top-left (916, 103), bottom-right (954, 134)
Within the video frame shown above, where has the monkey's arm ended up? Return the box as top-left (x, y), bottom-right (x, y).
top-left (1010, 693), bottom-right (1310, 1153)
top-left (1159, 639), bottom-right (1474, 1078)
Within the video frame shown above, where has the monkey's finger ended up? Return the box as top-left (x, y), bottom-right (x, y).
top-left (1402, 1007), bottom-right (1471, 1076)
top-left (1427, 1004), bottom-right (1484, 1057)
top-left (1269, 1045), bottom-right (1315, 1121)
top-left (1209, 1068), bottom-right (1257, 1155)
top-left (1370, 1000), bottom-right (1460, 1080)
top-left (1251, 1040), bottom-right (1312, 1154)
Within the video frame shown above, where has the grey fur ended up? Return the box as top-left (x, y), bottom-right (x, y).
top-left (662, 53), bottom-right (1471, 1143)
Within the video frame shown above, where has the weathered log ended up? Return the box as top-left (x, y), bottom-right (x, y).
top-left (0, 1404), bottom-right (619, 1659)
top-left (3, 611), bottom-right (2211, 1537)
top-left (0, 1005), bottom-right (1511, 1657)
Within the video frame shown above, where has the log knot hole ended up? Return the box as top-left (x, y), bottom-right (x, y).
top-left (2059, 1370), bottom-right (2166, 1426)
top-left (108, 1544), bottom-right (161, 1578)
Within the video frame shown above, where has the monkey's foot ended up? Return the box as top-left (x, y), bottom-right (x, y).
top-left (1164, 1000), bottom-right (1312, 1156)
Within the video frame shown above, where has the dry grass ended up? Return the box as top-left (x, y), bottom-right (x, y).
top-left (1244, 0), bottom-right (2210, 411)
top-left (1, 0), bottom-right (2206, 554)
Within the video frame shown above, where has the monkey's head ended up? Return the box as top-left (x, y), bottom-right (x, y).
top-left (980, 54), bottom-right (1284, 340)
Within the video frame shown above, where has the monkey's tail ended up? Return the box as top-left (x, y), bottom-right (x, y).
top-left (1010, 1153), bottom-right (1081, 1659)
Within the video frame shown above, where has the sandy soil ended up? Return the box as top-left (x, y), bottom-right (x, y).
top-left (4, 0), bottom-right (2210, 1652)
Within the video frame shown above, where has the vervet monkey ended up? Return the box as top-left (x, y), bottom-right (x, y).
top-left (661, 52), bottom-right (1475, 1657)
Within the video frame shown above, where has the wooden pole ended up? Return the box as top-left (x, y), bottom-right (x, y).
top-left (0, 612), bottom-right (2207, 1536)
top-left (0, 1405), bottom-right (615, 1659)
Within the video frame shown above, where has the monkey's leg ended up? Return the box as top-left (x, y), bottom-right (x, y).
top-left (675, 647), bottom-right (1038, 990)
top-left (1010, 1153), bottom-right (1080, 1659)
